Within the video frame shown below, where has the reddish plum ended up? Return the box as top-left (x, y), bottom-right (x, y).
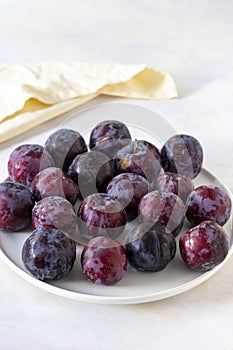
top-left (139, 190), bottom-right (185, 236)
top-left (77, 193), bottom-right (127, 240)
top-left (152, 172), bottom-right (194, 202)
top-left (106, 173), bottom-right (149, 220)
top-left (32, 167), bottom-right (79, 205)
top-left (186, 185), bottom-right (232, 226)
top-left (8, 144), bottom-right (54, 188)
top-left (179, 221), bottom-right (229, 272)
top-left (32, 196), bottom-right (77, 236)
top-left (81, 236), bottom-right (127, 285)
top-left (0, 182), bottom-right (35, 232)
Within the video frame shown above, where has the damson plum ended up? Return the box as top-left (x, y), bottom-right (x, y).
top-left (161, 134), bottom-right (203, 179)
top-left (125, 223), bottom-right (176, 272)
top-left (89, 120), bottom-right (131, 149)
top-left (44, 128), bottom-right (87, 172)
top-left (152, 172), bottom-right (194, 202)
top-left (81, 236), bottom-right (127, 285)
top-left (0, 182), bottom-right (35, 232)
top-left (32, 167), bottom-right (80, 205)
top-left (186, 185), bottom-right (232, 226)
top-left (32, 196), bottom-right (77, 236)
top-left (67, 151), bottom-right (115, 198)
top-left (22, 227), bottom-right (76, 280)
top-left (115, 140), bottom-right (161, 183)
top-left (8, 144), bottom-right (54, 188)
top-left (179, 221), bottom-right (229, 272)
top-left (106, 173), bottom-right (149, 221)
top-left (92, 139), bottom-right (131, 159)
top-left (77, 193), bottom-right (127, 240)
top-left (139, 191), bottom-right (185, 236)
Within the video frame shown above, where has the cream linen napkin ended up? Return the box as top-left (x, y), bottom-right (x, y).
top-left (0, 63), bottom-right (178, 143)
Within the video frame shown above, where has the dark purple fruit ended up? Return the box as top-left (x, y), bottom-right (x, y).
top-left (81, 236), bottom-right (127, 285)
top-left (115, 140), bottom-right (161, 183)
top-left (179, 221), bottom-right (229, 272)
top-left (0, 182), bottom-right (35, 232)
top-left (77, 193), bottom-right (127, 240)
top-left (67, 151), bottom-right (115, 198)
top-left (44, 128), bottom-right (87, 172)
top-left (89, 120), bottom-right (131, 149)
top-left (186, 185), bottom-right (232, 226)
top-left (152, 172), bottom-right (194, 202)
top-left (138, 190), bottom-right (185, 236)
top-left (161, 134), bottom-right (203, 179)
top-left (106, 173), bottom-right (149, 221)
top-left (92, 138), bottom-right (131, 159)
top-left (32, 167), bottom-right (80, 205)
top-left (125, 223), bottom-right (176, 272)
top-left (22, 227), bottom-right (76, 280)
top-left (8, 144), bottom-right (54, 188)
top-left (32, 196), bottom-right (77, 236)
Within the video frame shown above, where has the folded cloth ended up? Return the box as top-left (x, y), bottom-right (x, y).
top-left (0, 63), bottom-right (178, 143)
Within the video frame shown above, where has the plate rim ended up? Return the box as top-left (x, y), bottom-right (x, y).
top-left (0, 101), bottom-right (232, 304)
top-left (0, 168), bottom-right (232, 305)
top-left (0, 232), bottom-right (232, 305)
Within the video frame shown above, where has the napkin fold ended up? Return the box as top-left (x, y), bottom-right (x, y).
top-left (0, 63), bottom-right (178, 143)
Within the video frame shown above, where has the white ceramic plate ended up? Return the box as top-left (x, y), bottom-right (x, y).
top-left (0, 102), bottom-right (232, 304)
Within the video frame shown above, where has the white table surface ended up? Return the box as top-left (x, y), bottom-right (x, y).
top-left (0, 1), bottom-right (233, 349)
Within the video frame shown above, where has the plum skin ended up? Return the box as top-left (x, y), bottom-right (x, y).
top-left (0, 182), bottom-right (35, 232)
top-left (32, 196), bottom-right (77, 236)
top-left (22, 227), bottom-right (76, 280)
top-left (32, 167), bottom-right (80, 205)
top-left (186, 185), bottom-right (232, 226)
top-left (8, 144), bottom-right (54, 188)
top-left (179, 221), bottom-right (229, 272)
top-left (44, 128), bottom-right (87, 172)
top-left (115, 140), bottom-right (161, 183)
top-left (138, 190), bottom-right (185, 237)
top-left (125, 223), bottom-right (176, 272)
top-left (68, 151), bottom-right (115, 198)
top-left (152, 172), bottom-right (194, 202)
top-left (106, 173), bottom-right (149, 221)
top-left (161, 134), bottom-right (203, 179)
top-left (89, 120), bottom-right (131, 149)
top-left (81, 236), bottom-right (128, 285)
top-left (92, 139), bottom-right (131, 159)
top-left (77, 193), bottom-right (127, 240)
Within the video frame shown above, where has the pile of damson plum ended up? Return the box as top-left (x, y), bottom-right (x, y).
top-left (0, 120), bottom-right (232, 285)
